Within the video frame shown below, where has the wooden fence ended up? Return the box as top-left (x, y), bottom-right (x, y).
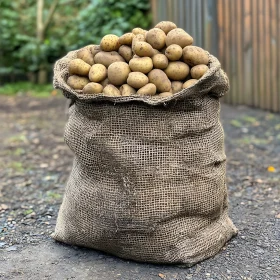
top-left (151, 0), bottom-right (280, 112)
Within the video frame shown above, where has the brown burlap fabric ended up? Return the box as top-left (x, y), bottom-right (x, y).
top-left (52, 48), bottom-right (238, 265)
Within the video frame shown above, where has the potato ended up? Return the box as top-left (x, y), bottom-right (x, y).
top-left (154, 21), bottom-right (177, 34)
top-left (133, 42), bottom-right (154, 57)
top-left (118, 32), bottom-right (135, 46)
top-left (183, 79), bottom-right (198, 89)
top-left (182, 46), bottom-right (209, 66)
top-left (90, 45), bottom-right (101, 57)
top-left (100, 34), bottom-right (120, 51)
top-left (133, 54), bottom-right (140, 58)
top-left (103, 84), bottom-right (121, 96)
top-left (152, 54), bottom-right (168, 69)
top-left (157, 92), bottom-right (173, 98)
top-left (94, 51), bottom-right (125, 67)
top-left (145, 28), bottom-right (166, 50)
top-left (101, 78), bottom-right (109, 87)
top-left (190, 64), bottom-right (209, 79)
top-left (132, 28), bottom-right (147, 36)
top-left (120, 84), bottom-right (136, 96)
top-left (89, 64), bottom-right (107, 82)
top-left (148, 69), bottom-right (171, 93)
top-left (166, 28), bottom-right (193, 48)
top-left (77, 48), bottom-right (94, 65)
top-left (132, 34), bottom-right (146, 52)
top-left (129, 57), bottom-right (153, 74)
top-left (127, 72), bottom-right (149, 89)
top-left (83, 82), bottom-right (103, 94)
top-left (171, 81), bottom-right (183, 93)
top-left (165, 44), bottom-right (182, 61)
top-left (118, 45), bottom-right (133, 62)
top-left (108, 62), bottom-right (131, 86)
top-left (67, 75), bottom-right (89, 90)
top-left (152, 49), bottom-right (161, 55)
top-left (68, 58), bottom-right (91, 76)
top-left (164, 62), bottom-right (190, 80)
top-left (137, 83), bottom-right (157, 96)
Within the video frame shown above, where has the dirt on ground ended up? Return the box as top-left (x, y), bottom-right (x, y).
top-left (0, 95), bottom-right (279, 280)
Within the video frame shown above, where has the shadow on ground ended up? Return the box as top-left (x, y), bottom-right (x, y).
top-left (0, 96), bottom-right (279, 280)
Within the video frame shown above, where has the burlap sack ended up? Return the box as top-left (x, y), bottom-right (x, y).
top-left (52, 47), bottom-right (238, 265)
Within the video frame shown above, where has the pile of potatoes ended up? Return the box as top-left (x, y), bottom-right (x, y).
top-left (67, 21), bottom-right (210, 98)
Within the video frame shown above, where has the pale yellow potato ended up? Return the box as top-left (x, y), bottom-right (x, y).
top-left (90, 45), bottom-right (101, 57)
top-left (94, 51), bottom-right (125, 67)
top-left (100, 34), bottom-right (120, 51)
top-left (137, 83), bottom-right (157, 96)
top-left (190, 64), bottom-right (209, 79)
top-left (164, 62), bottom-right (190, 81)
top-left (101, 78), bottom-right (109, 87)
top-left (165, 44), bottom-right (183, 61)
top-left (148, 69), bottom-right (171, 93)
top-left (157, 92), bottom-right (173, 98)
top-left (68, 58), bottom-right (91, 76)
top-left (145, 28), bottom-right (166, 50)
top-left (89, 64), bottom-right (107, 83)
top-left (132, 27), bottom-right (147, 36)
top-left (102, 84), bottom-right (121, 96)
top-left (120, 84), bottom-right (136, 96)
top-left (152, 54), bottom-right (168, 69)
top-left (133, 42), bottom-right (154, 57)
top-left (166, 28), bottom-right (193, 48)
top-left (118, 32), bottom-right (135, 46)
top-left (182, 46), bottom-right (209, 66)
top-left (118, 45), bottom-right (133, 62)
top-left (82, 82), bottom-right (103, 94)
top-left (108, 62), bottom-right (131, 86)
top-left (67, 75), bottom-right (90, 90)
top-left (171, 81), bottom-right (183, 93)
top-left (183, 79), bottom-right (198, 89)
top-left (77, 48), bottom-right (95, 65)
top-left (154, 21), bottom-right (177, 34)
top-left (132, 34), bottom-right (146, 52)
top-left (129, 57), bottom-right (153, 74)
top-left (127, 72), bottom-right (149, 89)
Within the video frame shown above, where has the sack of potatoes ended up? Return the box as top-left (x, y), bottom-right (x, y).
top-left (54, 21), bottom-right (227, 101)
top-left (52, 22), bottom-right (237, 266)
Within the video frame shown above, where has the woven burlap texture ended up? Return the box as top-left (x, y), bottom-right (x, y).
top-left (52, 48), bottom-right (238, 265)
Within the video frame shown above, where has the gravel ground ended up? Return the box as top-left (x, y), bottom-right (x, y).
top-left (0, 95), bottom-right (279, 280)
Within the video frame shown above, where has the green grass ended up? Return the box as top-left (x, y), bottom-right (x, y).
top-left (0, 82), bottom-right (60, 97)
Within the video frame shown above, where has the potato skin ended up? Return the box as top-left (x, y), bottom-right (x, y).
top-left (136, 83), bottom-right (157, 96)
top-left (157, 91), bottom-right (173, 98)
top-left (100, 34), bottom-right (120, 51)
top-left (154, 21), bottom-right (177, 34)
top-left (145, 28), bottom-right (166, 50)
top-left (118, 45), bottom-right (133, 62)
top-left (171, 81), bottom-right (183, 93)
top-left (120, 84), bottom-right (136, 96)
top-left (182, 46), bottom-right (209, 66)
top-left (133, 42), bottom-right (154, 57)
top-left (165, 44), bottom-right (182, 61)
top-left (132, 27), bottom-right (147, 36)
top-left (77, 48), bottom-right (94, 65)
top-left (89, 64), bottom-right (107, 83)
top-left (127, 72), bottom-right (149, 89)
top-left (166, 28), bottom-right (193, 48)
top-left (108, 62), bottom-right (131, 86)
top-left (68, 58), bottom-right (91, 76)
top-left (90, 45), bottom-right (101, 57)
top-left (190, 64), bottom-right (209, 79)
top-left (103, 84), bottom-right (121, 96)
top-left (67, 75), bottom-right (89, 90)
top-left (118, 32), bottom-right (135, 46)
top-left (152, 54), bottom-right (168, 69)
top-left (183, 79), bottom-right (198, 89)
top-left (132, 34), bottom-right (146, 52)
top-left (82, 82), bottom-right (103, 94)
top-left (164, 62), bottom-right (190, 81)
top-left (129, 57), bottom-right (153, 74)
top-left (148, 69), bottom-right (171, 93)
top-left (94, 51), bottom-right (125, 67)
